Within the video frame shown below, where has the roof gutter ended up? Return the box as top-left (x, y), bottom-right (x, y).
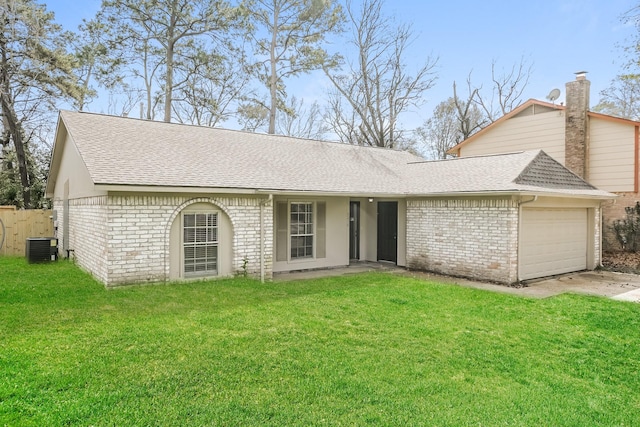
top-left (518, 195), bottom-right (538, 206)
top-left (404, 190), bottom-right (615, 200)
top-left (94, 185), bottom-right (615, 201)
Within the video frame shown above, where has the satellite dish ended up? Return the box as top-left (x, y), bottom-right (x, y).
top-left (546, 88), bottom-right (561, 103)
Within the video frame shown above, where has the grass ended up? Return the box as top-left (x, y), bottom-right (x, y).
top-left (1, 258), bottom-right (639, 426)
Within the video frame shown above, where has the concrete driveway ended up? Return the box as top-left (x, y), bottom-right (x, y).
top-left (407, 269), bottom-right (640, 302)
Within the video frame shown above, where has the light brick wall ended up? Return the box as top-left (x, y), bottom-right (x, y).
top-left (106, 195), bottom-right (273, 286)
top-left (55, 194), bottom-right (273, 287)
top-left (406, 198), bottom-right (519, 284)
top-left (54, 196), bottom-right (109, 284)
top-left (601, 192), bottom-right (640, 250)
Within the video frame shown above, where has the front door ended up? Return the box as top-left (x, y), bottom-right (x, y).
top-left (349, 201), bottom-right (360, 260)
top-left (377, 201), bottom-right (397, 263)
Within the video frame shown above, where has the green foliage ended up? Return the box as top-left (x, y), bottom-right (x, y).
top-left (235, 256), bottom-right (249, 277)
top-left (247, 0), bottom-right (345, 133)
top-left (100, 0), bottom-right (244, 122)
top-left (594, 7), bottom-right (640, 121)
top-left (612, 201), bottom-right (640, 251)
top-left (0, 0), bottom-right (83, 208)
top-left (593, 74), bottom-right (640, 121)
top-left (1, 258), bottom-right (639, 425)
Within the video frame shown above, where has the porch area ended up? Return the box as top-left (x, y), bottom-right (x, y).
top-left (273, 261), bottom-right (402, 281)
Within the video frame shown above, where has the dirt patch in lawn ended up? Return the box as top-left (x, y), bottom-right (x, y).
top-left (602, 251), bottom-right (640, 274)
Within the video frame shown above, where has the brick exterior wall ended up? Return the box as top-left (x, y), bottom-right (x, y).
top-left (56, 194), bottom-right (273, 287)
top-left (601, 192), bottom-right (640, 250)
top-left (565, 75), bottom-right (590, 178)
top-left (406, 198), bottom-right (519, 284)
top-left (53, 196), bottom-right (110, 284)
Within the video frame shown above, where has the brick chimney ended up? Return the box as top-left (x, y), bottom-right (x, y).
top-left (564, 71), bottom-right (590, 178)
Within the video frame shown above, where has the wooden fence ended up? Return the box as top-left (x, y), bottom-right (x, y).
top-left (0, 206), bottom-right (54, 256)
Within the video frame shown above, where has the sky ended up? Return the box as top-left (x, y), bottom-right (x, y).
top-left (44, 0), bottom-right (638, 127)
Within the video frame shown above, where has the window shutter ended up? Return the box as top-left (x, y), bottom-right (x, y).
top-left (316, 202), bottom-right (326, 259)
top-left (276, 201), bottom-right (288, 262)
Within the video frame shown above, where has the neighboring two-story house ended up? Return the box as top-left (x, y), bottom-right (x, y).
top-left (449, 73), bottom-right (639, 249)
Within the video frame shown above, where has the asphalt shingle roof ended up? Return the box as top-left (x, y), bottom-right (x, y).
top-left (53, 110), bottom-right (614, 199)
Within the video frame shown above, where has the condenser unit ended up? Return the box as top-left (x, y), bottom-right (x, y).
top-left (26, 237), bottom-right (58, 263)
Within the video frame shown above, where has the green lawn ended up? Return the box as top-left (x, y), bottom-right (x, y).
top-left (1, 258), bottom-right (639, 426)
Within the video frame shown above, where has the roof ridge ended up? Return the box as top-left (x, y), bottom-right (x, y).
top-left (408, 150), bottom-right (535, 165)
top-left (58, 109), bottom-right (415, 155)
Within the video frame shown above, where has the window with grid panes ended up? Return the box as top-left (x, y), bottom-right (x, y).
top-left (290, 202), bottom-right (313, 259)
top-left (183, 212), bottom-right (218, 276)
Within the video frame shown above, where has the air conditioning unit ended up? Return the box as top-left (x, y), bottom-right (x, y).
top-left (26, 237), bottom-right (58, 263)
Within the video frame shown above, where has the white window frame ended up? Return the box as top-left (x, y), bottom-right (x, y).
top-left (181, 211), bottom-right (219, 277)
top-left (289, 201), bottom-right (315, 261)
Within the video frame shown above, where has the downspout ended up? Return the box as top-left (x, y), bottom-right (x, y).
top-left (599, 201), bottom-right (603, 268)
top-left (260, 194), bottom-right (273, 283)
top-left (516, 196), bottom-right (538, 283)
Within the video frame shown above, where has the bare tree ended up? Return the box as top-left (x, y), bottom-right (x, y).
top-left (106, 87), bottom-right (144, 117)
top-left (324, 0), bottom-right (437, 148)
top-left (469, 58), bottom-right (532, 123)
top-left (452, 80), bottom-right (487, 140)
top-left (276, 96), bottom-right (328, 139)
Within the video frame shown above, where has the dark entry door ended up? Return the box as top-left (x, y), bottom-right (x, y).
top-left (377, 201), bottom-right (397, 263)
top-left (349, 201), bottom-right (360, 260)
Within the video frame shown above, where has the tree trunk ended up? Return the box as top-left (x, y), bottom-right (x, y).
top-left (164, 9), bottom-right (177, 124)
top-left (0, 37), bottom-right (30, 207)
top-left (0, 92), bottom-right (31, 208)
top-left (268, 5), bottom-right (279, 134)
top-left (164, 40), bottom-right (174, 123)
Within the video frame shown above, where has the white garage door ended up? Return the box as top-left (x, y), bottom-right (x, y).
top-left (520, 208), bottom-right (588, 280)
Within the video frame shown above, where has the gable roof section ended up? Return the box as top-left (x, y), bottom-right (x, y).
top-left (50, 110), bottom-right (419, 195)
top-left (446, 99), bottom-right (640, 156)
top-left (47, 110), bottom-right (614, 199)
top-left (447, 99), bottom-right (562, 155)
top-left (404, 150), bottom-right (610, 198)
top-left (514, 151), bottom-right (595, 190)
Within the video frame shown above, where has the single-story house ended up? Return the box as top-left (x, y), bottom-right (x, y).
top-left (46, 110), bottom-right (614, 287)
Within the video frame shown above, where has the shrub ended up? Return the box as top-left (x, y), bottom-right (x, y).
top-left (612, 201), bottom-right (640, 251)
